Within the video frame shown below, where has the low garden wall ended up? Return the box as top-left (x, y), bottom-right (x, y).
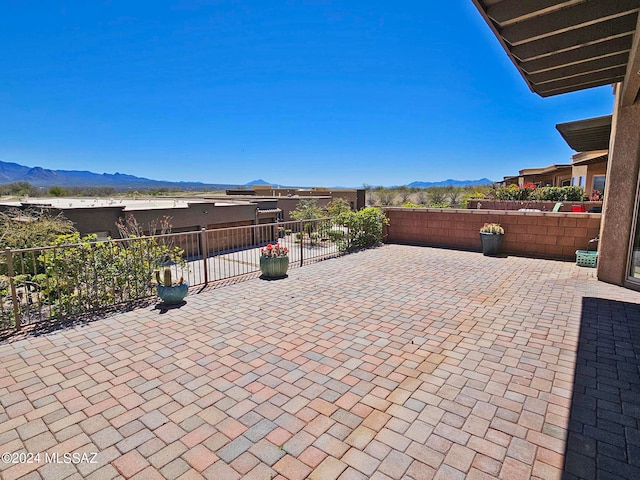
top-left (385, 207), bottom-right (602, 260)
top-left (467, 199), bottom-right (603, 212)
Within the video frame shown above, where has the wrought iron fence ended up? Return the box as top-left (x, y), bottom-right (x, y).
top-left (0, 219), bottom-right (348, 332)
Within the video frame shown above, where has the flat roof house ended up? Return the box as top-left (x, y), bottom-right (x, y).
top-left (471, 0), bottom-right (640, 289)
top-left (0, 197), bottom-right (281, 239)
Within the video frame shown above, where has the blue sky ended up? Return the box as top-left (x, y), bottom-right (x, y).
top-left (1, 1), bottom-right (614, 187)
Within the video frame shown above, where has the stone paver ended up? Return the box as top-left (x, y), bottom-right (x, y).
top-left (1, 244), bottom-right (640, 479)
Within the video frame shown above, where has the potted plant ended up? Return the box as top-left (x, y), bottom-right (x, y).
top-left (155, 268), bottom-right (188, 304)
top-left (259, 243), bottom-right (289, 279)
top-left (479, 223), bottom-right (504, 256)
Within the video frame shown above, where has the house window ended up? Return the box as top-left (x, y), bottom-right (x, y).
top-left (628, 180), bottom-right (640, 282)
top-left (571, 176), bottom-right (584, 187)
top-left (629, 206), bottom-right (640, 280)
top-left (593, 175), bottom-right (605, 193)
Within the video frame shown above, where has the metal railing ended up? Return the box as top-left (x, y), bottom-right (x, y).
top-left (0, 219), bottom-right (349, 332)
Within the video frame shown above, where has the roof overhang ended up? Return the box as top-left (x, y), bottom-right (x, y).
top-left (556, 115), bottom-right (612, 151)
top-left (471, 1), bottom-right (640, 104)
top-left (520, 164), bottom-right (572, 176)
top-left (571, 150), bottom-right (609, 166)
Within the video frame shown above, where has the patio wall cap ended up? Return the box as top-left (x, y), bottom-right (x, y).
top-left (383, 207), bottom-right (601, 218)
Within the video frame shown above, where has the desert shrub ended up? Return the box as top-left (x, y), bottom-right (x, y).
top-left (533, 186), bottom-right (584, 201)
top-left (396, 186), bottom-right (411, 203)
top-left (376, 190), bottom-right (396, 206)
top-left (496, 183), bottom-right (535, 201)
top-left (445, 186), bottom-right (463, 206)
top-left (327, 229), bottom-right (345, 241)
top-left (335, 207), bottom-right (389, 250)
top-left (325, 198), bottom-right (351, 217)
top-left (0, 208), bottom-right (75, 252)
top-left (427, 187), bottom-right (448, 205)
top-left (38, 232), bottom-right (184, 317)
top-left (290, 198), bottom-right (324, 221)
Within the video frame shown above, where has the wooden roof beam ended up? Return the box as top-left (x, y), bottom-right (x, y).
top-left (529, 52), bottom-right (629, 84)
top-left (488, 0), bottom-right (586, 27)
top-left (511, 15), bottom-right (638, 62)
top-left (502, 1), bottom-right (639, 45)
top-left (621, 12), bottom-right (640, 106)
top-left (521, 36), bottom-right (633, 74)
top-left (538, 76), bottom-right (624, 96)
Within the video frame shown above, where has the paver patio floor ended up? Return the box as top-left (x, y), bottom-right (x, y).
top-left (1, 244), bottom-right (639, 480)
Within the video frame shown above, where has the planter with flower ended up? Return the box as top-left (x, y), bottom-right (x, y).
top-left (260, 243), bottom-right (289, 278)
top-left (479, 223), bottom-right (504, 256)
top-left (155, 268), bottom-right (188, 304)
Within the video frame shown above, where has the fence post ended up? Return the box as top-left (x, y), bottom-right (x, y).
top-left (299, 221), bottom-right (304, 267)
top-left (201, 228), bottom-right (209, 285)
top-left (5, 247), bottom-right (21, 331)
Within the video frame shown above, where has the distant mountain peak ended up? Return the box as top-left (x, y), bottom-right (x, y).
top-left (245, 179), bottom-right (271, 186)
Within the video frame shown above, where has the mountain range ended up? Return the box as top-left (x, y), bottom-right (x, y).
top-left (407, 178), bottom-right (494, 188)
top-left (0, 160), bottom-right (245, 191)
top-left (0, 160), bottom-right (494, 190)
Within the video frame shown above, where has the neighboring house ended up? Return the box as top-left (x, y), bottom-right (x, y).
top-left (556, 115), bottom-right (612, 200)
top-left (502, 115), bottom-right (611, 199)
top-left (227, 186), bottom-right (366, 213)
top-left (0, 197), bottom-right (280, 239)
top-left (502, 164), bottom-right (573, 188)
top-left (472, 1), bottom-right (640, 288)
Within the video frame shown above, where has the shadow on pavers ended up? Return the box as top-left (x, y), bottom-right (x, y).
top-left (154, 300), bottom-right (187, 314)
top-left (562, 298), bottom-right (640, 480)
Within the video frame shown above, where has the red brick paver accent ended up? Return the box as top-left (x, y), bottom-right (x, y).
top-left (1, 245), bottom-right (640, 479)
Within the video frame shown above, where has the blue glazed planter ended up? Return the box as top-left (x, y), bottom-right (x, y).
top-left (157, 282), bottom-right (188, 304)
top-left (260, 256), bottom-right (289, 278)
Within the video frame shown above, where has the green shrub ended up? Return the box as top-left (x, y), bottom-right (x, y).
top-left (496, 185), bottom-right (584, 202)
top-left (402, 201), bottom-right (423, 209)
top-left (327, 229), bottom-right (345, 241)
top-left (533, 186), bottom-right (584, 201)
top-left (38, 232), bottom-right (184, 317)
top-left (335, 207), bottom-right (389, 250)
top-left (496, 184), bottom-right (535, 201)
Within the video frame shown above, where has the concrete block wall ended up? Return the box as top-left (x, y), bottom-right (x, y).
top-left (467, 200), bottom-right (603, 212)
top-left (385, 208), bottom-right (602, 260)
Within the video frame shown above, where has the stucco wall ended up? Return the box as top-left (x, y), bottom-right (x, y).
top-left (124, 203), bottom-right (261, 234)
top-left (598, 86), bottom-right (640, 286)
top-left (385, 208), bottom-right (602, 260)
top-left (57, 207), bottom-right (123, 237)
